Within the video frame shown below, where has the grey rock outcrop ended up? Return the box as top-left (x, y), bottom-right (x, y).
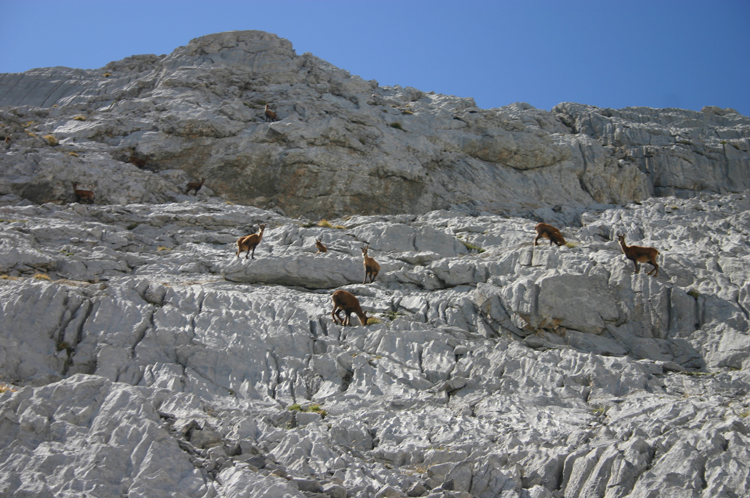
top-left (1, 31), bottom-right (748, 222)
top-left (1, 191), bottom-right (749, 497)
top-left (2, 28), bottom-right (750, 498)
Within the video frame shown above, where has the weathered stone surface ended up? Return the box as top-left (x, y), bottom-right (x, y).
top-left (1, 29), bottom-right (750, 498)
top-left (0, 191), bottom-right (748, 497)
top-left (1, 31), bottom-right (748, 221)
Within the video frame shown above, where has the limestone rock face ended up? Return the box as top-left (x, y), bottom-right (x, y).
top-left (1, 28), bottom-right (749, 498)
top-left (1, 31), bottom-right (748, 222)
top-left (1, 191), bottom-right (749, 497)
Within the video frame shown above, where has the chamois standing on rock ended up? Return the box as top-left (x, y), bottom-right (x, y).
top-left (72, 182), bottom-right (94, 204)
top-left (362, 245), bottom-right (380, 284)
top-left (618, 233), bottom-right (660, 277)
top-left (315, 239), bottom-right (328, 254)
top-left (185, 178), bottom-right (206, 195)
top-left (331, 290), bottom-right (368, 326)
top-left (236, 224), bottom-right (266, 259)
top-left (264, 104), bottom-right (278, 122)
top-left (534, 223), bottom-right (566, 247)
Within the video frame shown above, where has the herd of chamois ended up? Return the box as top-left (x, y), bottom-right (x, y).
top-left (67, 101), bottom-right (660, 326)
top-left (227, 221), bottom-right (660, 328)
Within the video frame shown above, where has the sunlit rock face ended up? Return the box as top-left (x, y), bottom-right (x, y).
top-left (1, 30), bottom-right (750, 498)
top-left (1, 31), bottom-right (748, 223)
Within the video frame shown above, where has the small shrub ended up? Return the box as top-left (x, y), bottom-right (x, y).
top-left (43, 135), bottom-right (58, 146)
top-left (400, 109), bottom-right (414, 115)
top-left (33, 273), bottom-right (51, 281)
top-left (367, 317), bottom-right (382, 325)
top-left (73, 115), bottom-right (87, 121)
top-left (288, 403), bottom-right (327, 418)
top-left (460, 239), bottom-right (485, 253)
top-left (318, 219), bottom-right (333, 228)
top-left (102, 72), bottom-right (111, 78)
top-left (0, 383), bottom-right (17, 394)
top-left (591, 405), bottom-right (608, 416)
top-left (157, 246), bottom-right (172, 252)
top-left (68, 152), bottom-right (79, 157)
top-left (389, 122), bottom-right (404, 131)
top-left (687, 288), bottom-right (701, 299)
top-left (308, 404), bottom-right (327, 418)
top-left (565, 241), bottom-right (579, 248)
top-left (126, 223), bottom-right (139, 230)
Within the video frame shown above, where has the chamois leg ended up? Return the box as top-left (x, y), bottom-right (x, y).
top-left (633, 261), bottom-right (640, 274)
top-left (534, 235), bottom-right (541, 246)
top-left (332, 307), bottom-right (342, 324)
top-left (646, 262), bottom-right (659, 277)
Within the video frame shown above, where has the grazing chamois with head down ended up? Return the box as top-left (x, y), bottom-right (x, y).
top-left (72, 182), bottom-right (94, 204)
top-left (264, 104), bottom-right (278, 123)
top-left (315, 239), bottom-right (328, 254)
top-left (534, 223), bottom-right (566, 247)
top-left (362, 245), bottom-right (380, 284)
top-left (185, 178), bottom-right (206, 195)
top-left (617, 233), bottom-right (660, 277)
top-left (331, 290), bottom-right (368, 326)
top-left (236, 224), bottom-right (266, 259)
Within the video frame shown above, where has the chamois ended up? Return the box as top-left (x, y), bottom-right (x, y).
top-left (617, 233), bottom-right (660, 277)
top-left (72, 182), bottom-right (94, 204)
top-left (264, 104), bottom-right (278, 122)
top-left (236, 224), bottom-right (266, 260)
top-left (362, 245), bottom-right (380, 284)
top-left (331, 290), bottom-right (369, 326)
top-left (315, 239), bottom-right (328, 254)
top-left (185, 178), bottom-right (206, 195)
top-left (128, 156), bottom-right (147, 168)
top-left (534, 223), bottom-right (566, 247)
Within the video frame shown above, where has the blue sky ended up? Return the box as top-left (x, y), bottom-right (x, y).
top-left (1, 0), bottom-right (748, 115)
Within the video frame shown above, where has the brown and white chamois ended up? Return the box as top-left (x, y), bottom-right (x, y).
top-left (315, 239), bottom-right (328, 254)
top-left (72, 182), bottom-right (94, 204)
top-left (331, 290), bottom-right (369, 326)
top-left (534, 223), bottom-right (566, 247)
top-left (617, 233), bottom-right (660, 277)
top-left (185, 178), bottom-right (206, 195)
top-left (362, 245), bottom-right (380, 284)
top-left (264, 104), bottom-right (278, 122)
top-left (236, 224), bottom-right (266, 259)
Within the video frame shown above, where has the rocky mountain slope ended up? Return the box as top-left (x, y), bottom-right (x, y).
top-left (1, 31), bottom-right (749, 223)
top-left (1, 30), bottom-right (750, 498)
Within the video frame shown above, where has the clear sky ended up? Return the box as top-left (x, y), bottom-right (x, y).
top-left (1, 0), bottom-right (748, 115)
